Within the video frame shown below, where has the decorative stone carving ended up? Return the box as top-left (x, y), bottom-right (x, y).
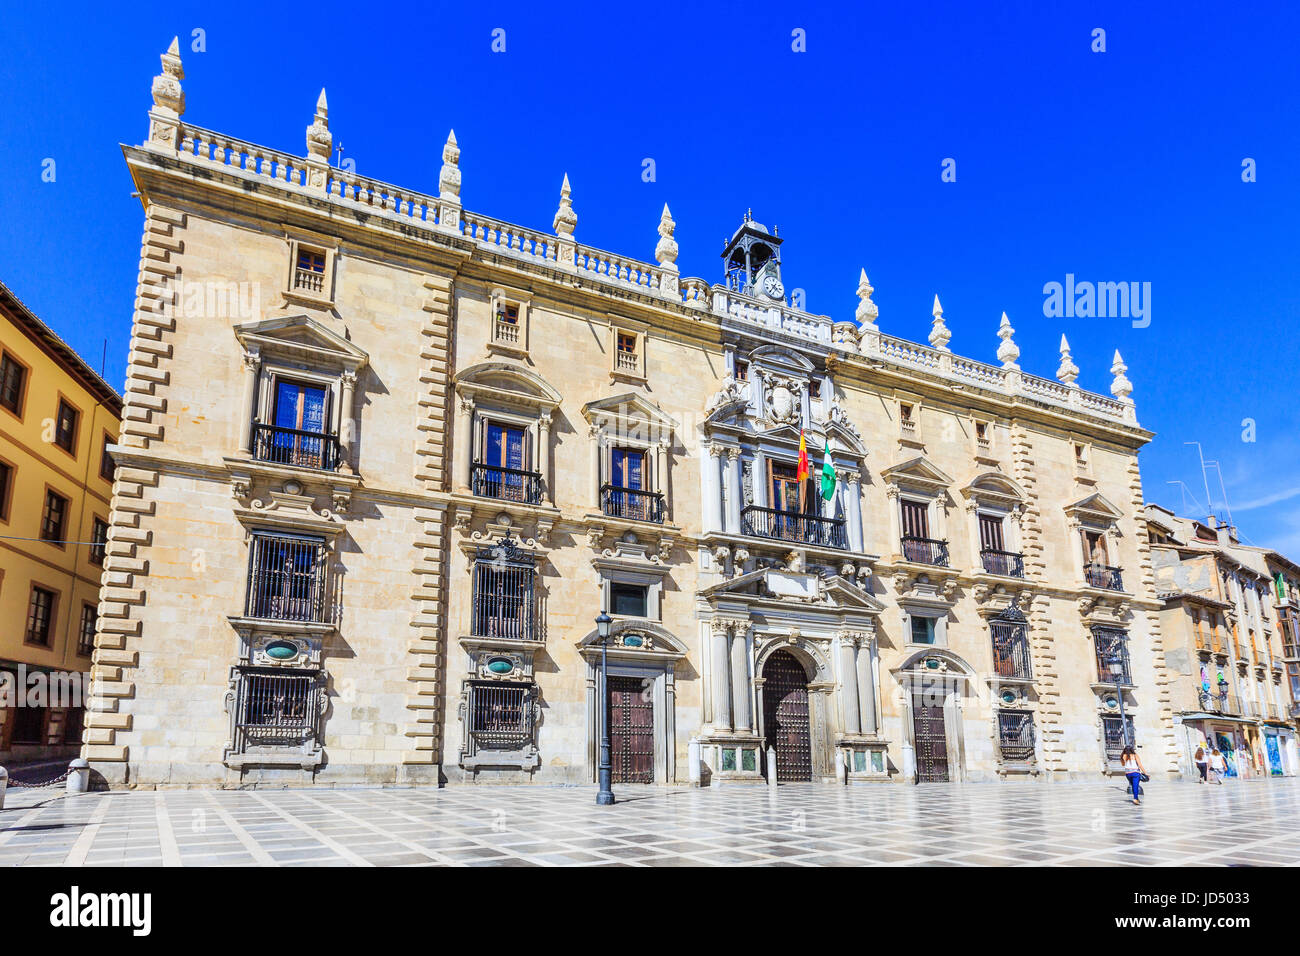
top-left (929, 295), bottom-right (951, 351)
top-left (1057, 334), bottom-right (1079, 387)
top-left (439, 129), bottom-right (461, 200)
top-left (855, 269), bottom-right (879, 329)
top-left (654, 204), bottom-right (678, 272)
top-left (151, 37), bottom-right (185, 116)
top-left (996, 312), bottom-right (1020, 369)
top-left (553, 173), bottom-right (577, 237)
top-left (306, 89), bottom-right (332, 159)
top-left (1110, 350), bottom-right (1133, 400)
top-left (707, 371), bottom-right (745, 411)
top-left (764, 375), bottom-right (802, 425)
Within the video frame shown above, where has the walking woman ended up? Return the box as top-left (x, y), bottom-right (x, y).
top-left (1121, 745), bottom-right (1146, 805)
top-left (1209, 748), bottom-right (1227, 784)
top-left (1194, 746), bottom-right (1208, 783)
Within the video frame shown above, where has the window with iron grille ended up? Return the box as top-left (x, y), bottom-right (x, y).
top-left (471, 539), bottom-right (537, 642)
top-left (231, 667), bottom-right (320, 751)
top-left (54, 399), bottom-right (79, 453)
top-left (0, 352), bottom-right (26, 415)
top-left (996, 709), bottom-right (1036, 763)
top-left (1101, 714), bottom-right (1135, 763)
top-left (40, 489), bottom-right (68, 544)
top-left (77, 602), bottom-right (97, 656)
top-left (25, 586), bottom-right (55, 646)
top-left (990, 604), bottom-right (1032, 680)
top-left (245, 532), bottom-right (328, 623)
top-left (1093, 626), bottom-right (1131, 684)
top-left (88, 517), bottom-right (109, 566)
top-left (467, 680), bottom-right (534, 750)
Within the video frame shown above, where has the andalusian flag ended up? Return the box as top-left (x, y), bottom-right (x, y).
top-left (821, 438), bottom-right (836, 502)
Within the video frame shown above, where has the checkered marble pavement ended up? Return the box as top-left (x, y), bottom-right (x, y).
top-left (2, 778), bottom-right (1299, 866)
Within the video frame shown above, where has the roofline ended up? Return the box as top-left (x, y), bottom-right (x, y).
top-left (0, 280), bottom-right (124, 415)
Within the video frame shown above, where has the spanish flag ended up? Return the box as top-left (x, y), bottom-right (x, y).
top-left (797, 430), bottom-right (809, 512)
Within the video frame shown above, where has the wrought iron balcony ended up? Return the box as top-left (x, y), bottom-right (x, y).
top-left (251, 423), bottom-right (341, 471)
top-left (601, 484), bottom-right (665, 524)
top-left (471, 462), bottom-right (543, 505)
top-left (981, 548), bottom-right (1024, 578)
top-left (1198, 688), bottom-right (1236, 714)
top-left (245, 533), bottom-right (330, 624)
top-left (991, 627), bottom-right (1033, 681)
top-left (471, 540), bottom-right (541, 643)
top-left (996, 709), bottom-right (1036, 763)
top-left (741, 505), bottom-right (847, 549)
top-left (231, 666), bottom-right (322, 752)
top-left (1084, 563), bottom-right (1124, 591)
top-left (467, 681), bottom-right (535, 750)
top-left (901, 535), bottom-right (950, 567)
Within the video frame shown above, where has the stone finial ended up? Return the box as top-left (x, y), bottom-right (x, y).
top-left (1057, 333), bottom-right (1080, 386)
top-left (996, 312), bottom-right (1020, 369)
top-left (929, 294), bottom-right (951, 351)
top-left (1110, 349), bottom-right (1133, 400)
top-left (553, 173), bottom-right (577, 237)
top-left (855, 269), bottom-right (879, 329)
top-left (306, 88), bottom-right (332, 159)
top-left (655, 203), bottom-right (679, 272)
top-left (439, 129), bottom-right (461, 200)
top-left (151, 36), bottom-right (185, 115)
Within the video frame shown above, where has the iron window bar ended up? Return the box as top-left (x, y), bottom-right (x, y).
top-left (233, 666), bottom-right (320, 750)
top-left (600, 484), bottom-right (665, 524)
top-left (471, 538), bottom-right (539, 643)
top-left (980, 548), bottom-right (1025, 578)
top-left (1101, 714), bottom-right (1135, 764)
top-left (245, 532), bottom-right (330, 624)
top-left (251, 423), bottom-right (341, 471)
top-left (466, 681), bottom-right (535, 750)
top-left (1092, 626), bottom-right (1132, 685)
top-left (996, 709), bottom-right (1036, 763)
top-left (901, 535), bottom-right (950, 566)
top-left (991, 621), bottom-right (1033, 680)
top-left (741, 504), bottom-right (847, 549)
top-left (1084, 564), bottom-right (1124, 591)
top-left (472, 462), bottom-right (543, 505)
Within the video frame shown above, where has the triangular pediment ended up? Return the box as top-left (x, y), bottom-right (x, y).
top-left (880, 455), bottom-right (954, 491)
top-left (701, 568), bottom-right (884, 614)
top-left (1065, 492), bottom-right (1125, 522)
top-left (583, 393), bottom-right (679, 436)
top-left (234, 314), bottom-right (368, 369)
top-left (456, 362), bottom-right (561, 407)
top-left (962, 471), bottom-right (1027, 504)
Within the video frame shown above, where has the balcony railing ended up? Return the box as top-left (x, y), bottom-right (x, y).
top-left (981, 548), bottom-right (1024, 578)
top-left (741, 505), bottom-right (847, 549)
top-left (1084, 564), bottom-right (1124, 591)
top-left (471, 462), bottom-right (543, 505)
top-left (996, 710), bottom-right (1036, 763)
top-left (901, 535), bottom-right (950, 567)
top-left (245, 534), bottom-right (330, 624)
top-left (293, 267), bottom-right (326, 294)
top-left (471, 553), bottom-right (539, 643)
top-left (991, 623), bottom-right (1033, 680)
top-left (601, 484), bottom-right (665, 524)
top-left (467, 681), bottom-right (534, 750)
top-left (1198, 688), bottom-right (1237, 714)
top-left (251, 423), bottom-right (340, 471)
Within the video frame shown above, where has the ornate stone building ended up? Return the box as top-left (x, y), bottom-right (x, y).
top-left (85, 40), bottom-right (1179, 788)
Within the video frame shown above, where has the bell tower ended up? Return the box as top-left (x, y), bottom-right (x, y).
top-left (721, 210), bottom-right (785, 301)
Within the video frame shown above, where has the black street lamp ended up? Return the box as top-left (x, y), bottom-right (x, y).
top-left (595, 610), bottom-right (615, 806)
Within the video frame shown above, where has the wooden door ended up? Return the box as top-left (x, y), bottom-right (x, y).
top-left (912, 694), bottom-right (950, 782)
top-left (763, 650), bottom-right (812, 782)
top-left (608, 675), bottom-right (654, 783)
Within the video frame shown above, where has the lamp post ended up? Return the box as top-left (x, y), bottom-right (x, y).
top-left (595, 610), bottom-right (615, 806)
top-left (1108, 651), bottom-right (1130, 749)
top-left (1217, 675), bottom-right (1230, 712)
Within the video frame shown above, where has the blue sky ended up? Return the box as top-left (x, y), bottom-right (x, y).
top-left (1, 1), bottom-right (1297, 551)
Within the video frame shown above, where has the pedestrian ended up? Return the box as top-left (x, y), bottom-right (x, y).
top-left (1209, 748), bottom-right (1226, 784)
top-left (1121, 745), bottom-right (1146, 805)
top-left (1194, 746), bottom-right (1208, 783)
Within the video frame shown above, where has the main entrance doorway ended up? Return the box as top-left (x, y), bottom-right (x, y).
top-left (912, 694), bottom-right (950, 782)
top-left (608, 675), bottom-right (654, 783)
top-left (762, 650), bottom-right (812, 782)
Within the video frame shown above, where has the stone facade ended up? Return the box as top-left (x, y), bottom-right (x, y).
top-left (87, 40), bottom-right (1179, 788)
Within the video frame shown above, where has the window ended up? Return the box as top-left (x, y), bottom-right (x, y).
top-left (974, 421), bottom-right (990, 449)
top-left (498, 303), bottom-right (519, 325)
top-left (770, 461), bottom-right (814, 515)
top-left (1094, 626), bottom-right (1131, 684)
top-left (734, 360), bottom-right (749, 381)
top-left (10, 704), bottom-right (46, 744)
top-left (1074, 443), bottom-right (1088, 465)
top-left (40, 489), bottom-right (68, 545)
top-left (910, 616), bottom-right (937, 645)
top-left (900, 499), bottom-right (947, 565)
top-left (610, 582), bottom-right (649, 618)
top-left (467, 681), bottom-right (534, 750)
top-left (997, 710), bottom-right (1036, 763)
top-left (1101, 714), bottom-right (1135, 763)
top-left (63, 707), bottom-right (85, 745)
top-left (616, 332), bottom-right (638, 370)
top-left (246, 532), bottom-right (328, 623)
top-left (77, 603), bottom-right (97, 656)
top-left (25, 586), bottom-right (56, 646)
top-left (474, 421), bottom-right (537, 503)
top-left (471, 541), bottom-right (538, 642)
top-left (0, 459), bottom-right (12, 521)
top-left (232, 667), bottom-right (321, 750)
top-left (901, 499), bottom-right (930, 539)
top-left (979, 513), bottom-right (1005, 551)
top-left (0, 352), bottom-right (26, 415)
top-left (256, 379), bottom-right (335, 469)
top-left (604, 447), bottom-right (661, 522)
top-left (991, 615), bottom-right (1032, 680)
top-left (99, 434), bottom-right (116, 482)
top-left (899, 402), bottom-right (914, 424)
top-left (294, 246), bottom-right (327, 294)
top-left (808, 379), bottom-right (822, 399)
top-left (54, 399), bottom-right (79, 453)
top-left (88, 517), bottom-right (109, 566)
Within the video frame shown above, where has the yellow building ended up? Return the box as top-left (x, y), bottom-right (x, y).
top-left (0, 281), bottom-right (122, 764)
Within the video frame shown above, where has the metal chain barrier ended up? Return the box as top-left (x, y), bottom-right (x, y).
top-left (9, 768), bottom-right (72, 789)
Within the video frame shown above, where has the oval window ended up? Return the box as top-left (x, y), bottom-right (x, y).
top-left (265, 640), bottom-right (298, 661)
top-left (487, 658), bottom-right (514, 675)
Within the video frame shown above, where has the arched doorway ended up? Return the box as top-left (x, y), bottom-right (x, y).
top-left (763, 650), bottom-right (812, 782)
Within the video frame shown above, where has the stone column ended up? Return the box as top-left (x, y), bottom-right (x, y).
top-left (725, 448), bottom-right (743, 534)
top-left (711, 621), bottom-right (732, 732)
top-left (538, 412), bottom-right (553, 504)
top-left (591, 426), bottom-right (604, 510)
top-left (731, 625), bottom-right (752, 732)
top-left (753, 448), bottom-right (768, 509)
top-left (966, 500), bottom-right (981, 570)
top-left (886, 484), bottom-right (902, 555)
top-left (858, 637), bottom-right (878, 736)
top-left (655, 440), bottom-right (669, 520)
top-left (840, 635), bottom-right (861, 735)
top-left (701, 445), bottom-right (723, 532)
top-left (239, 348), bottom-right (260, 454)
top-left (847, 475), bottom-right (864, 552)
top-left (453, 397), bottom-right (473, 493)
top-left (338, 368), bottom-right (357, 474)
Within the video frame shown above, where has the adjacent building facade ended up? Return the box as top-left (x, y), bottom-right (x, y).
top-left (0, 281), bottom-right (122, 764)
top-left (1146, 505), bottom-right (1300, 778)
top-left (85, 40), bottom-right (1181, 788)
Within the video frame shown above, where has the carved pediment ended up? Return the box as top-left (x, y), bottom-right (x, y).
top-left (234, 314), bottom-right (368, 370)
top-left (583, 392), bottom-right (678, 443)
top-left (880, 455), bottom-right (954, 493)
top-left (962, 471), bottom-right (1027, 507)
top-left (701, 568), bottom-right (884, 614)
top-left (1065, 492), bottom-right (1126, 523)
top-left (456, 361), bottom-right (561, 410)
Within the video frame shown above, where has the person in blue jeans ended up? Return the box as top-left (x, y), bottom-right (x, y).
top-left (1121, 745), bottom-right (1146, 805)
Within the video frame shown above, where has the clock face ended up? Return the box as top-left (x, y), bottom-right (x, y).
top-left (762, 274), bottom-right (784, 298)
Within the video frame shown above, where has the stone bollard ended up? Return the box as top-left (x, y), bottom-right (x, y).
top-left (766, 746), bottom-right (778, 787)
top-left (0, 766), bottom-right (7, 810)
top-left (67, 758), bottom-right (90, 794)
top-left (836, 749), bottom-right (847, 785)
top-left (687, 738), bottom-right (701, 786)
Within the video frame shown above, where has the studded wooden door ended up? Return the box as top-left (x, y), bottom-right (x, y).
top-left (608, 675), bottom-right (654, 783)
top-left (763, 650), bottom-right (812, 782)
top-left (912, 695), bottom-right (949, 782)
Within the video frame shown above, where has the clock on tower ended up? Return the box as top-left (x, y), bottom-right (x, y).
top-left (721, 210), bottom-right (785, 302)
